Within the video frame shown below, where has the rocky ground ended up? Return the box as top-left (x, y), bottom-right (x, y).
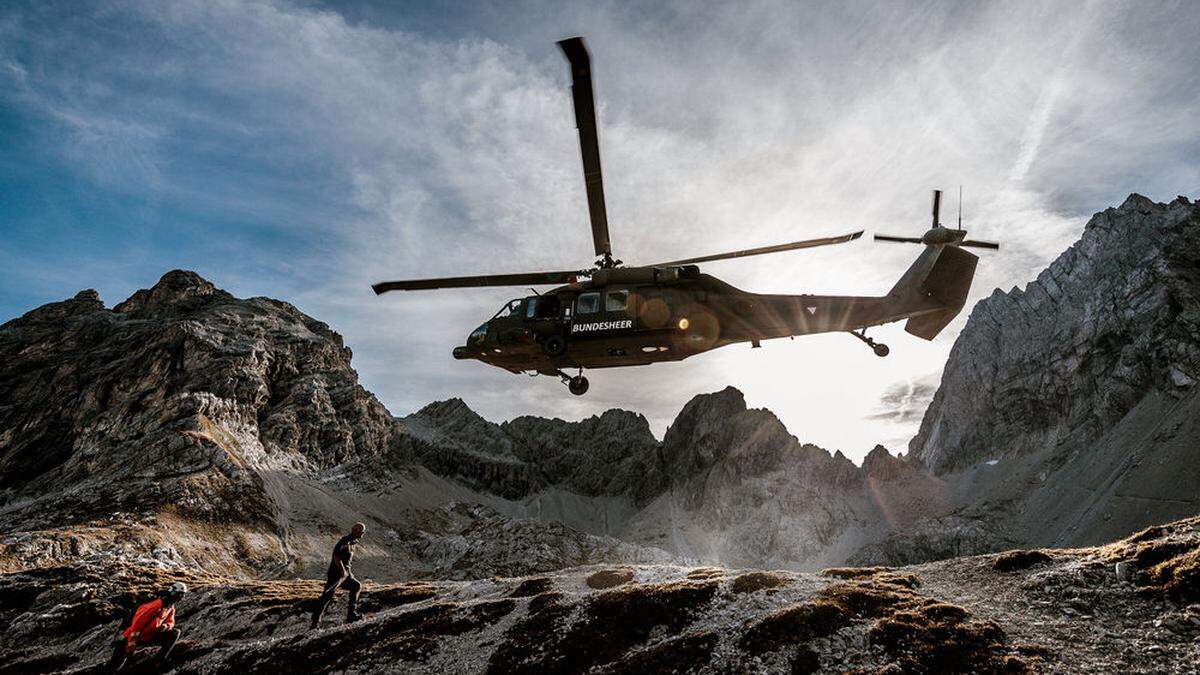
top-left (2, 517), bottom-right (1198, 674)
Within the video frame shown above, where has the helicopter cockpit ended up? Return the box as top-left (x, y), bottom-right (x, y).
top-left (493, 298), bottom-right (525, 319)
top-left (525, 294), bottom-right (562, 320)
top-left (467, 323), bottom-right (488, 345)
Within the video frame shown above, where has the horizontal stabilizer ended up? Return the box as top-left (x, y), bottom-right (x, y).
top-left (905, 309), bottom-right (958, 340)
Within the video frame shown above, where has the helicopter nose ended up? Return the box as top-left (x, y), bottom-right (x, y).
top-left (452, 346), bottom-right (469, 360)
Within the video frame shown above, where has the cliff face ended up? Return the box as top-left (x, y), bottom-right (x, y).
top-left (0, 271), bottom-right (404, 530)
top-left (401, 385), bottom-right (951, 570)
top-left (623, 388), bottom-right (952, 569)
top-left (401, 399), bottom-right (662, 503)
top-left (903, 194), bottom-right (1200, 550)
top-left (911, 195), bottom-right (1200, 473)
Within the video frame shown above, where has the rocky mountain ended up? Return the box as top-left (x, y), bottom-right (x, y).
top-left (899, 194), bottom-right (1200, 554)
top-left (402, 399), bottom-right (662, 503)
top-left (0, 271), bottom-right (671, 581)
top-left (400, 385), bottom-right (956, 570)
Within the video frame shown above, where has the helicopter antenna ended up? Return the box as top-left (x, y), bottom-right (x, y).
top-left (957, 185), bottom-right (962, 231)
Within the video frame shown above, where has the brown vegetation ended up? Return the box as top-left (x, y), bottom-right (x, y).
top-left (509, 577), bottom-right (553, 598)
top-left (487, 592), bottom-right (573, 674)
top-left (818, 581), bottom-right (921, 618)
top-left (1103, 518), bottom-right (1200, 602)
top-left (729, 571), bottom-right (790, 594)
top-left (736, 578), bottom-right (1025, 673)
top-left (867, 603), bottom-right (1021, 674)
top-left (586, 568), bottom-right (634, 589)
top-left (822, 566), bottom-right (893, 579)
top-left (488, 579), bottom-right (719, 674)
top-left (992, 549), bottom-right (1053, 572)
top-left (224, 598), bottom-right (517, 671)
top-left (1135, 546), bottom-right (1200, 602)
top-left (361, 581), bottom-right (439, 611)
top-left (597, 631), bottom-right (718, 674)
top-left (821, 567), bottom-right (920, 590)
top-left (738, 600), bottom-right (849, 654)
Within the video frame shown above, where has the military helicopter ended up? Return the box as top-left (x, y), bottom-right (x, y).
top-left (373, 37), bottom-right (998, 395)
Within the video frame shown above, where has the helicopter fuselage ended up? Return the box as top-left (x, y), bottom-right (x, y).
top-left (452, 253), bottom-right (963, 376)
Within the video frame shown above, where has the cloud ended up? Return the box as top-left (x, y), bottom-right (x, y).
top-left (868, 372), bottom-right (942, 426)
top-left (2, 0), bottom-right (1199, 461)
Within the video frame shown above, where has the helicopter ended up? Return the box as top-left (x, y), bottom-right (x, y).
top-left (373, 37), bottom-right (998, 396)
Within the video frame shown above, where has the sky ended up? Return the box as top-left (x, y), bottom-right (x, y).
top-left (2, 0), bottom-right (1199, 461)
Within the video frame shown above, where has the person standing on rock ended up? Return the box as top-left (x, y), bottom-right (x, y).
top-left (310, 521), bottom-right (366, 629)
top-left (108, 581), bottom-right (187, 672)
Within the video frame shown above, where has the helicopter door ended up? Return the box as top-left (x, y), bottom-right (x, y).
top-left (526, 294), bottom-right (563, 339)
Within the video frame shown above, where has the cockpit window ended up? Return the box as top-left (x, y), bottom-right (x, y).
top-left (468, 324), bottom-right (488, 345)
top-left (493, 298), bottom-right (523, 318)
top-left (606, 289), bottom-right (629, 312)
top-left (525, 297), bottom-right (538, 319)
top-left (577, 292), bottom-right (600, 314)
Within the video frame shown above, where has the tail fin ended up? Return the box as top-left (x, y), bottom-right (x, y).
top-left (887, 245), bottom-right (978, 340)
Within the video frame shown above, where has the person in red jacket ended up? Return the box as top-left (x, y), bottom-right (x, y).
top-left (107, 581), bottom-right (187, 672)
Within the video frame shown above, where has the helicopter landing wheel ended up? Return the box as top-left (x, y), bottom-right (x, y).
top-left (568, 375), bottom-right (589, 396)
top-left (543, 335), bottom-right (567, 357)
top-left (848, 329), bottom-right (890, 357)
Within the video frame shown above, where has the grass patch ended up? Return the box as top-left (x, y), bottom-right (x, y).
top-left (1139, 547), bottom-right (1200, 602)
top-left (360, 582), bottom-right (439, 612)
top-left (1103, 520), bottom-right (1200, 602)
top-left (489, 579), bottom-right (719, 674)
top-left (586, 568), bottom-right (634, 589)
top-left (597, 631), bottom-right (717, 674)
top-left (221, 598), bottom-right (517, 671)
top-left (818, 581), bottom-right (922, 619)
top-left (487, 593), bottom-right (572, 674)
top-left (738, 600), bottom-right (849, 654)
top-left (992, 550), bottom-right (1052, 573)
top-left (730, 571), bottom-right (790, 594)
top-left (509, 577), bottom-right (553, 598)
top-left (867, 603), bottom-right (1022, 674)
top-left (822, 566), bottom-right (892, 579)
top-left (686, 567), bottom-right (725, 580)
top-left (821, 567), bottom-right (920, 590)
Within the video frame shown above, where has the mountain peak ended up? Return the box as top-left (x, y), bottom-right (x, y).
top-left (73, 289), bottom-right (102, 304)
top-left (114, 269), bottom-right (232, 317)
top-left (1117, 192), bottom-right (1159, 213)
top-left (862, 444), bottom-right (911, 481)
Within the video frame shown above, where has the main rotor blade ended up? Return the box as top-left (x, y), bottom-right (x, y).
top-left (874, 234), bottom-right (924, 244)
top-left (558, 37), bottom-right (612, 258)
top-left (650, 230), bottom-right (863, 267)
top-left (372, 270), bottom-right (583, 294)
top-left (960, 239), bottom-right (1000, 250)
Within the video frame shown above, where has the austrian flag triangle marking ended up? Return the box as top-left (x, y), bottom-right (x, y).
top-left (805, 306), bottom-right (817, 315)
